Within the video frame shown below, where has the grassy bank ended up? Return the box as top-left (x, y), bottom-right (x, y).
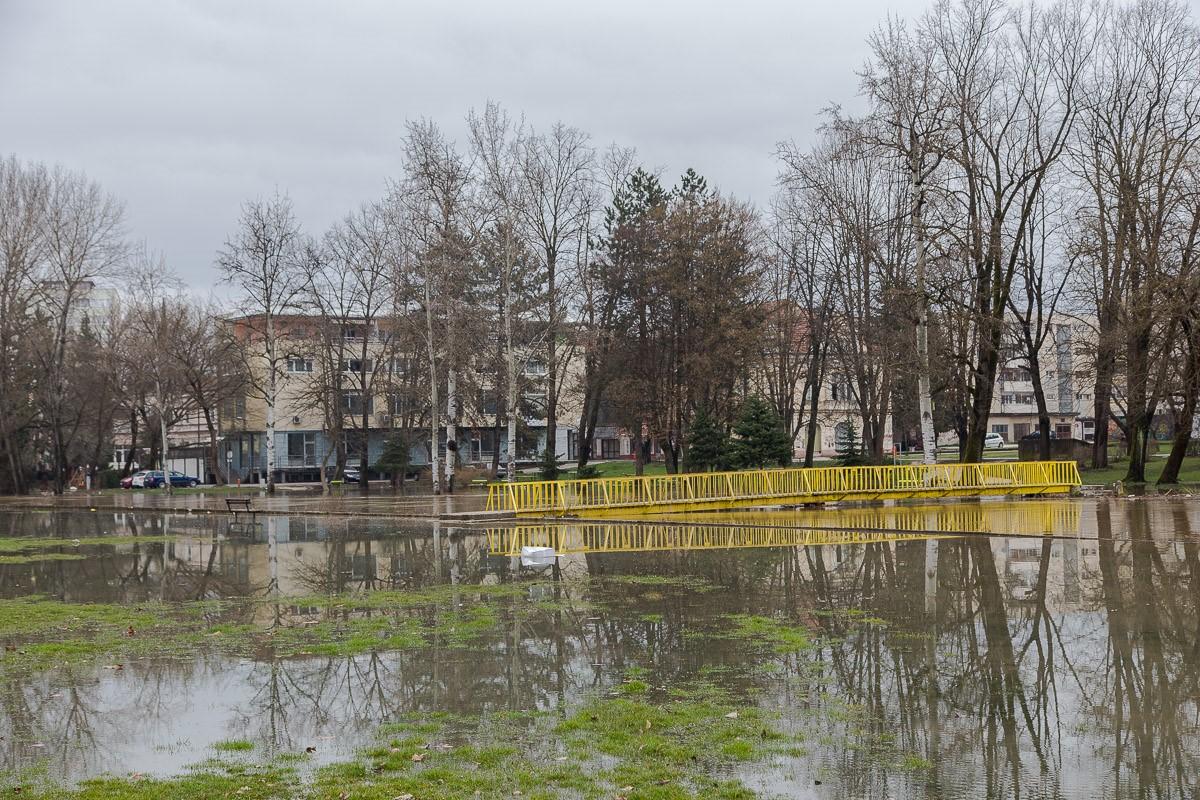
top-left (1080, 454), bottom-right (1200, 486)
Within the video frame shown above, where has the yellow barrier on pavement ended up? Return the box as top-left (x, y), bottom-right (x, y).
top-left (486, 461), bottom-right (1082, 518)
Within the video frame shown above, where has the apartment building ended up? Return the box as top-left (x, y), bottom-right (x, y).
top-left (988, 319), bottom-right (1096, 445)
top-left (220, 314), bottom-right (577, 484)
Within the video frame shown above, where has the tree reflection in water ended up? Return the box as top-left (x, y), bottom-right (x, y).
top-left (1, 500), bottom-right (1199, 798)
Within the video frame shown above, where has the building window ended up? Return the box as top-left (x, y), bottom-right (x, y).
top-left (1001, 394), bottom-right (1014, 405)
top-left (288, 357), bottom-right (313, 373)
top-left (341, 391), bottom-right (373, 415)
top-left (342, 358), bottom-right (373, 373)
top-left (830, 377), bottom-right (853, 403)
top-left (1000, 367), bottom-right (1032, 382)
top-left (221, 395), bottom-right (247, 421)
top-left (991, 424), bottom-right (1009, 437)
top-left (388, 356), bottom-right (415, 376)
top-left (287, 432), bottom-right (315, 466)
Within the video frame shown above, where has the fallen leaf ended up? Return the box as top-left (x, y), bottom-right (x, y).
top-left (104, 664), bottom-right (124, 671)
top-left (643, 720), bottom-right (652, 730)
top-left (394, 795), bottom-right (414, 800)
top-left (305, 746), bottom-right (317, 754)
top-left (126, 626), bottom-right (136, 637)
top-left (411, 752), bottom-right (425, 762)
top-left (724, 711), bottom-right (739, 719)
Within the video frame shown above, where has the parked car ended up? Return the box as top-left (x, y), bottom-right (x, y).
top-left (985, 432), bottom-right (1007, 449)
top-left (326, 467), bottom-right (362, 483)
top-left (143, 470), bottom-right (200, 488)
top-left (121, 470), bottom-right (150, 489)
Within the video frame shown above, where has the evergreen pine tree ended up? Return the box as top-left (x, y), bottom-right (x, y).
top-left (731, 397), bottom-right (792, 469)
top-left (376, 432), bottom-right (413, 487)
top-left (538, 442), bottom-right (561, 481)
top-left (686, 408), bottom-right (728, 472)
top-left (835, 422), bottom-right (867, 466)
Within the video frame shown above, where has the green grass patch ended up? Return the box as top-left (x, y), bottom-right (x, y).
top-left (1080, 454), bottom-right (1200, 485)
top-left (0, 535), bottom-right (178, 555)
top-left (0, 552), bottom-right (87, 564)
top-left (711, 614), bottom-right (813, 654)
top-left (212, 739), bottom-right (255, 753)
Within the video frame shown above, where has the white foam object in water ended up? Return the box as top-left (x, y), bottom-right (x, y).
top-left (520, 546), bottom-right (556, 567)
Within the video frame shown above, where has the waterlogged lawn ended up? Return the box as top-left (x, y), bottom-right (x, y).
top-left (0, 534), bottom-right (180, 564)
top-left (7, 685), bottom-right (804, 800)
top-left (0, 571), bottom-right (936, 799)
top-left (0, 583), bottom-right (553, 669)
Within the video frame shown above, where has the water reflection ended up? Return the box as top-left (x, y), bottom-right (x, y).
top-left (0, 498), bottom-right (1198, 798)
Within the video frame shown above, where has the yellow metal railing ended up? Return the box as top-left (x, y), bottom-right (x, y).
top-left (486, 461), bottom-right (1082, 517)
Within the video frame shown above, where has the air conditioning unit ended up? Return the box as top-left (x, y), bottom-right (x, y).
top-left (376, 413), bottom-right (392, 426)
top-left (292, 416), bottom-right (301, 425)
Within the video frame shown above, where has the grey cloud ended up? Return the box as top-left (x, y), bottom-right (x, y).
top-left (2, 0), bottom-right (943, 288)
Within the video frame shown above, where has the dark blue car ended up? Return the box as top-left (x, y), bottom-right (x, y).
top-left (144, 470), bottom-right (200, 488)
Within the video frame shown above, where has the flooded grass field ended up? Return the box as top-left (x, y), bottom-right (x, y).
top-left (0, 497), bottom-right (1197, 799)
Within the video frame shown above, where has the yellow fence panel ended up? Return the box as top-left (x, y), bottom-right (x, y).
top-left (486, 461), bottom-right (1082, 517)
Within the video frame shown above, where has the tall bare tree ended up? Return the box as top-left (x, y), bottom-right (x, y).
top-left (518, 123), bottom-right (595, 469)
top-left (862, 17), bottom-right (953, 463)
top-left (217, 193), bottom-right (304, 494)
top-left (31, 165), bottom-right (126, 493)
top-left (397, 120), bottom-right (475, 494)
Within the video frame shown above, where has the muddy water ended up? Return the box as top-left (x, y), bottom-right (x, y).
top-left (1, 497), bottom-right (1199, 798)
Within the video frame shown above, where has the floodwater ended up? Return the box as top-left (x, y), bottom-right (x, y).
top-left (1, 496), bottom-right (1199, 798)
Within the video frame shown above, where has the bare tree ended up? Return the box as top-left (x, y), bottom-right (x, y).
top-left (397, 120), bottom-right (475, 494)
top-left (862, 16), bottom-right (953, 463)
top-left (1071, 0), bottom-right (1200, 479)
top-left (518, 122), bottom-right (595, 470)
top-left (217, 193), bottom-right (304, 494)
top-left (929, 0), bottom-right (1092, 461)
top-left (470, 103), bottom-right (528, 482)
top-left (31, 165), bottom-right (126, 493)
top-left (0, 156), bottom-right (49, 493)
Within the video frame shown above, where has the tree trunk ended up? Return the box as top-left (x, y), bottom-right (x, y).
top-left (1027, 349), bottom-right (1052, 461)
top-left (124, 410), bottom-right (139, 476)
top-left (425, 289), bottom-right (441, 495)
top-left (1124, 326), bottom-right (1152, 483)
top-left (202, 405), bottom-right (225, 484)
top-left (1159, 324), bottom-right (1200, 485)
top-left (912, 170), bottom-right (937, 466)
top-left (1158, 396), bottom-right (1195, 485)
top-left (963, 316), bottom-right (1004, 463)
top-left (265, 313), bottom-right (277, 494)
top-left (545, 250), bottom-right (558, 476)
top-left (445, 366), bottom-right (457, 494)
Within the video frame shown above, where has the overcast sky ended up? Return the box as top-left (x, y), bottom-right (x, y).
top-left (2, 0), bottom-right (1015, 289)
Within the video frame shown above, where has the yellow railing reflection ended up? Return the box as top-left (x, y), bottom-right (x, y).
top-left (485, 498), bottom-right (1081, 556)
top-left (667, 497), bottom-right (1082, 537)
top-left (486, 523), bottom-right (951, 556)
top-left (487, 461), bottom-right (1082, 517)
